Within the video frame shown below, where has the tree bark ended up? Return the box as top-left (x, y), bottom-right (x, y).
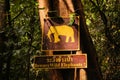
top-left (73, 0), bottom-right (103, 80)
top-left (38, 0), bottom-right (102, 80)
top-left (4, 0), bottom-right (12, 80)
top-left (0, 0), bottom-right (6, 79)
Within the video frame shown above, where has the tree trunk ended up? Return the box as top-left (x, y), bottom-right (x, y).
top-left (4, 0), bottom-right (12, 80)
top-left (73, 0), bottom-right (103, 80)
top-left (38, 0), bottom-right (102, 80)
top-left (0, 0), bottom-right (6, 79)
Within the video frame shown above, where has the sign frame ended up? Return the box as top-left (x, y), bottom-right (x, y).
top-left (41, 16), bottom-right (80, 51)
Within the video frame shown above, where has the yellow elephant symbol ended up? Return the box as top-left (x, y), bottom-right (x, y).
top-left (47, 25), bottom-right (75, 43)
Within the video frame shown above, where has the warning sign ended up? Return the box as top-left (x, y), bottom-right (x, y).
top-left (42, 17), bottom-right (80, 51)
top-left (32, 54), bottom-right (87, 69)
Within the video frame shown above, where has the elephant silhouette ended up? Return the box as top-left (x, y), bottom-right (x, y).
top-left (47, 25), bottom-right (75, 43)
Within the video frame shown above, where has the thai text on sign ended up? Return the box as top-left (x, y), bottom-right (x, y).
top-left (32, 54), bottom-right (87, 69)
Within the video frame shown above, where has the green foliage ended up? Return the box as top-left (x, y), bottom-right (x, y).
top-left (68, 13), bottom-right (76, 26)
top-left (0, 0), bottom-right (120, 80)
top-left (0, 0), bottom-right (42, 80)
top-left (82, 0), bottom-right (120, 80)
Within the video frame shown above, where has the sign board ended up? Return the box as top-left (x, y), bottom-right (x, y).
top-left (32, 54), bottom-right (87, 69)
top-left (42, 16), bottom-right (80, 51)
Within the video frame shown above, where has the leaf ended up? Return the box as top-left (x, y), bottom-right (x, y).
top-left (68, 13), bottom-right (76, 26)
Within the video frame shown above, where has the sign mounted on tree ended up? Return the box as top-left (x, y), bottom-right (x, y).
top-left (42, 16), bottom-right (80, 51)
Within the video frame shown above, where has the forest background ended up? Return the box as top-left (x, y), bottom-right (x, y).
top-left (0, 0), bottom-right (120, 80)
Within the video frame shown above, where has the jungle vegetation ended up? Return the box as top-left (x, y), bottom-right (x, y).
top-left (0, 0), bottom-right (119, 80)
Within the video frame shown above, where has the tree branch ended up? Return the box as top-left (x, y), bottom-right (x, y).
top-left (10, 6), bottom-right (28, 22)
top-left (89, 0), bottom-right (120, 48)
